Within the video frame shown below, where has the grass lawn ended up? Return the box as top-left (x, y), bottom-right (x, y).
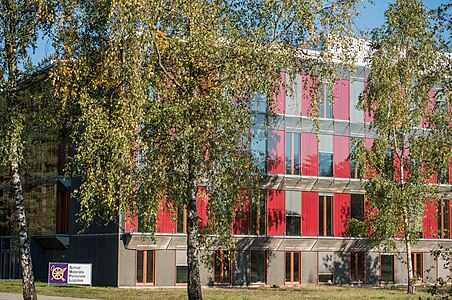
top-left (0, 280), bottom-right (437, 299)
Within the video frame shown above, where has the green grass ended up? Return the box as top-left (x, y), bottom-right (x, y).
top-left (0, 280), bottom-right (436, 299)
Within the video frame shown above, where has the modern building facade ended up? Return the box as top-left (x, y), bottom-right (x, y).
top-left (1, 67), bottom-right (452, 287)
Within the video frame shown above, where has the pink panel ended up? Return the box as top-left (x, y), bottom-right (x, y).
top-left (302, 191), bottom-right (318, 236)
top-left (301, 76), bottom-right (318, 116)
top-left (333, 136), bottom-right (350, 178)
top-left (197, 187), bottom-right (208, 231)
top-left (334, 193), bottom-right (350, 237)
top-left (333, 80), bottom-right (350, 120)
top-left (423, 200), bottom-right (438, 239)
top-left (364, 82), bottom-right (374, 123)
top-left (157, 198), bottom-right (176, 233)
top-left (125, 211), bottom-right (138, 233)
top-left (272, 72), bottom-right (285, 114)
top-left (302, 133), bottom-right (318, 176)
top-left (267, 130), bottom-right (285, 174)
top-left (267, 189), bottom-right (285, 236)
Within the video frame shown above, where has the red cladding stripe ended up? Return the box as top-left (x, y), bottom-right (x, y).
top-left (423, 200), bottom-right (438, 239)
top-left (302, 133), bottom-right (318, 176)
top-left (333, 80), bottom-right (350, 120)
top-left (302, 191), bottom-right (318, 236)
top-left (267, 189), bottom-right (285, 236)
top-left (197, 187), bottom-right (208, 230)
top-left (334, 193), bottom-right (350, 237)
top-left (273, 72), bottom-right (285, 114)
top-left (333, 136), bottom-right (350, 178)
top-left (267, 130), bottom-right (285, 174)
top-left (157, 198), bottom-right (176, 233)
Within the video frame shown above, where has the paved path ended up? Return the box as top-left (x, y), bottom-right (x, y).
top-left (0, 293), bottom-right (97, 300)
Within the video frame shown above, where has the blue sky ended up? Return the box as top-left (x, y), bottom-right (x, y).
top-left (29, 0), bottom-right (450, 65)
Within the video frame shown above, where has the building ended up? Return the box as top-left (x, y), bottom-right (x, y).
top-left (1, 66), bottom-right (451, 287)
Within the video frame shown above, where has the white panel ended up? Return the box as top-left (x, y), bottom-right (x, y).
top-left (176, 250), bottom-right (187, 266)
top-left (286, 73), bottom-right (302, 116)
top-left (318, 252), bottom-right (334, 274)
top-left (319, 134), bottom-right (333, 152)
top-left (350, 80), bottom-right (364, 123)
top-left (285, 191), bottom-right (301, 215)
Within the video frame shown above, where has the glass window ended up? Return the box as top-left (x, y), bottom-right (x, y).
top-left (251, 116), bottom-right (267, 173)
top-left (319, 135), bottom-right (333, 177)
top-left (136, 250), bottom-right (154, 284)
top-left (285, 74), bottom-right (301, 115)
top-left (250, 251), bottom-right (266, 284)
top-left (286, 191), bottom-right (301, 236)
top-left (350, 138), bottom-right (363, 179)
top-left (350, 252), bottom-right (365, 283)
top-left (252, 93), bottom-right (266, 113)
top-left (319, 84), bottom-right (332, 119)
top-left (176, 250), bottom-right (188, 284)
top-left (411, 253), bottom-right (423, 282)
top-left (351, 194), bottom-right (364, 221)
top-left (286, 132), bottom-right (301, 175)
top-left (285, 252), bottom-right (301, 284)
top-left (350, 80), bottom-right (364, 123)
top-left (250, 192), bottom-right (266, 235)
top-left (214, 250), bottom-right (231, 285)
top-left (380, 255), bottom-right (394, 283)
top-left (438, 199), bottom-right (450, 239)
top-left (318, 252), bottom-right (334, 284)
top-left (177, 205), bottom-right (187, 234)
top-left (319, 195), bottom-right (333, 236)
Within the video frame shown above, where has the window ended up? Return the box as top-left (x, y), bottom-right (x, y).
top-left (176, 205), bottom-right (187, 234)
top-left (214, 251), bottom-right (231, 285)
top-left (56, 190), bottom-right (70, 234)
top-left (350, 194), bottom-right (364, 221)
top-left (350, 252), bottom-right (365, 283)
top-left (319, 84), bottom-right (332, 119)
top-left (176, 250), bottom-right (188, 284)
top-left (350, 138), bottom-right (363, 179)
top-left (250, 192), bottom-right (266, 235)
top-left (319, 135), bottom-right (333, 177)
top-left (250, 251), bottom-right (266, 284)
top-left (136, 250), bottom-right (154, 285)
top-left (286, 132), bottom-right (301, 175)
top-left (350, 80), bottom-right (364, 123)
top-left (437, 167), bottom-right (450, 185)
top-left (380, 255), bottom-right (394, 283)
top-left (252, 93), bottom-right (266, 113)
top-left (438, 199), bottom-right (450, 239)
top-left (318, 252), bottom-right (334, 284)
top-left (411, 253), bottom-right (423, 282)
top-left (251, 114), bottom-right (267, 173)
top-left (319, 195), bottom-right (333, 236)
top-left (286, 191), bottom-right (301, 236)
top-left (285, 74), bottom-right (301, 115)
top-left (285, 252), bottom-right (301, 284)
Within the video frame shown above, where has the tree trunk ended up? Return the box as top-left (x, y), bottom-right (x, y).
top-left (186, 189), bottom-right (202, 300)
top-left (11, 150), bottom-right (38, 300)
top-left (405, 238), bottom-right (414, 294)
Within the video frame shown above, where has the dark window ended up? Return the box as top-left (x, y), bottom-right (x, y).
top-left (438, 199), bottom-right (450, 239)
top-left (350, 252), bottom-right (365, 283)
top-left (136, 250), bottom-right (154, 284)
top-left (250, 192), bottom-right (266, 235)
top-left (411, 253), bottom-right (423, 282)
top-left (286, 191), bottom-right (301, 236)
top-left (319, 195), bottom-right (333, 236)
top-left (250, 251), bottom-right (266, 284)
top-left (176, 205), bottom-right (187, 234)
top-left (56, 190), bottom-right (70, 234)
top-left (319, 135), bottom-right (333, 177)
top-left (286, 132), bottom-right (301, 175)
top-left (319, 85), bottom-right (332, 119)
top-left (351, 194), bottom-right (364, 221)
top-left (285, 252), bottom-right (301, 284)
top-left (380, 255), bottom-right (394, 283)
top-left (214, 251), bottom-right (231, 285)
top-left (176, 250), bottom-right (188, 284)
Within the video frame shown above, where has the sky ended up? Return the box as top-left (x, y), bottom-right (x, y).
top-left (29, 0), bottom-right (450, 65)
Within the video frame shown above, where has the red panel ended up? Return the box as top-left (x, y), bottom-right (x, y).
top-left (267, 190), bottom-right (285, 236)
top-left (333, 80), bottom-right (350, 120)
top-left (302, 191), bottom-right (318, 236)
top-left (267, 130), bottom-right (285, 174)
top-left (301, 76), bottom-right (318, 116)
top-left (273, 72), bottom-right (285, 114)
top-left (334, 193), bottom-right (350, 237)
top-left (449, 160), bottom-right (452, 184)
top-left (333, 136), bottom-right (350, 178)
top-left (157, 198), bottom-right (176, 233)
top-left (125, 211), bottom-right (138, 233)
top-left (364, 82), bottom-right (374, 124)
top-left (423, 200), bottom-right (438, 239)
top-left (197, 187), bottom-right (208, 231)
top-left (233, 192), bottom-right (250, 235)
top-left (302, 133), bottom-right (318, 176)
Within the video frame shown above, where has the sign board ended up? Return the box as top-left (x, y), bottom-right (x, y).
top-left (48, 262), bottom-right (92, 286)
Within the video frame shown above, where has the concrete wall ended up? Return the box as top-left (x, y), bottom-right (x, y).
top-left (267, 251), bottom-right (284, 286)
top-left (302, 252), bottom-right (317, 284)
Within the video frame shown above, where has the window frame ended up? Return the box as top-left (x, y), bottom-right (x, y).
top-left (319, 195), bottom-right (333, 237)
top-left (136, 250), bottom-right (155, 286)
top-left (285, 251), bottom-right (301, 285)
top-left (213, 250), bottom-right (232, 286)
top-left (438, 199), bottom-right (450, 239)
top-left (286, 132), bottom-right (301, 175)
top-left (411, 252), bottom-right (423, 282)
top-left (250, 250), bottom-right (267, 285)
top-left (175, 250), bottom-right (188, 285)
top-left (250, 191), bottom-right (267, 236)
top-left (380, 254), bottom-right (395, 283)
top-left (350, 252), bottom-right (365, 283)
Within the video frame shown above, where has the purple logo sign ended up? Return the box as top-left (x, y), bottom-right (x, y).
top-left (49, 263), bottom-right (68, 284)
